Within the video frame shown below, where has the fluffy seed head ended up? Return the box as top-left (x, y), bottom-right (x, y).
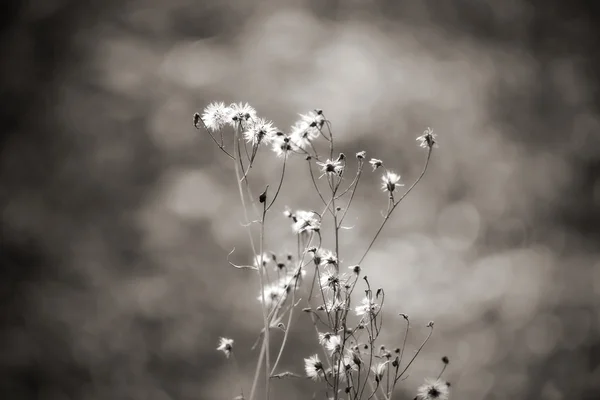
top-left (228, 102), bottom-right (257, 129)
top-left (416, 378), bottom-right (450, 400)
top-left (201, 102), bottom-right (231, 132)
top-left (381, 171), bottom-right (404, 193)
top-left (416, 127), bottom-right (438, 149)
top-left (243, 118), bottom-right (278, 145)
top-left (369, 158), bottom-right (383, 171)
top-left (304, 354), bottom-right (324, 380)
top-left (216, 337), bottom-right (234, 358)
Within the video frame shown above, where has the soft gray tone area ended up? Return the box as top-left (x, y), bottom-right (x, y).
top-left (1, 1), bottom-right (599, 399)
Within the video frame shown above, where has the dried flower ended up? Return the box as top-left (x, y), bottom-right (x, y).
top-left (416, 127), bottom-right (438, 149)
top-left (371, 361), bottom-right (388, 382)
top-left (323, 297), bottom-right (346, 313)
top-left (324, 335), bottom-right (342, 355)
top-left (228, 102), bottom-right (257, 129)
top-left (258, 283), bottom-right (286, 309)
top-left (316, 159), bottom-right (344, 177)
top-left (243, 118), bottom-right (278, 145)
top-left (416, 378), bottom-right (449, 400)
top-left (201, 102), bottom-right (231, 132)
top-left (300, 110), bottom-right (325, 130)
top-left (253, 253), bottom-right (271, 268)
top-left (292, 210), bottom-right (321, 234)
top-left (381, 171), bottom-right (403, 193)
top-left (355, 297), bottom-right (380, 316)
top-left (356, 151), bottom-right (366, 159)
top-left (271, 136), bottom-right (295, 157)
top-left (319, 250), bottom-right (338, 267)
top-left (217, 337), bottom-right (234, 358)
top-left (320, 267), bottom-right (340, 291)
top-left (304, 355), bottom-right (324, 380)
top-left (318, 332), bottom-right (333, 345)
top-left (369, 158), bottom-right (383, 171)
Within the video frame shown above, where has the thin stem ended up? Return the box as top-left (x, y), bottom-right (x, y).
top-left (266, 153), bottom-right (288, 212)
top-left (235, 127), bottom-right (268, 400)
top-left (394, 325), bottom-right (434, 384)
top-left (357, 148), bottom-right (432, 265)
top-left (270, 267), bottom-right (300, 375)
top-left (196, 119), bottom-right (235, 159)
top-left (259, 201), bottom-right (270, 400)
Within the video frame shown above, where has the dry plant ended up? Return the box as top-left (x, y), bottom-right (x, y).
top-left (194, 102), bottom-right (450, 400)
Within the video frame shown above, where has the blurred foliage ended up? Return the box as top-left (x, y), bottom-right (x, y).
top-left (1, 0), bottom-right (600, 399)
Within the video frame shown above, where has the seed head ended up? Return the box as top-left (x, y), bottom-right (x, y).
top-left (381, 171), bottom-right (404, 193)
top-left (216, 337), bottom-right (234, 358)
top-left (416, 378), bottom-right (449, 400)
top-left (369, 158), bottom-right (383, 171)
top-left (201, 102), bottom-right (231, 132)
top-left (416, 127), bottom-right (438, 149)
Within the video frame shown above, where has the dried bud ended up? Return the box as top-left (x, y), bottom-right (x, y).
top-left (302, 307), bottom-right (312, 313)
top-left (427, 321), bottom-right (435, 328)
top-left (356, 151), bottom-right (366, 159)
top-left (399, 313), bottom-right (409, 320)
top-left (442, 356), bottom-right (449, 364)
top-left (193, 112), bottom-right (201, 129)
top-left (259, 186), bottom-right (268, 204)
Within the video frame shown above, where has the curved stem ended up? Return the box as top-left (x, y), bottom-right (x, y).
top-left (357, 148), bottom-right (432, 265)
top-left (266, 153), bottom-right (288, 212)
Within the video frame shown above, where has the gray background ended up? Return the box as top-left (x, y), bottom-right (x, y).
top-left (1, 0), bottom-right (599, 399)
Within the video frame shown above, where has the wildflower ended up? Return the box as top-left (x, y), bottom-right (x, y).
top-left (228, 102), bottom-right (257, 129)
top-left (316, 159), bottom-right (344, 177)
top-left (271, 136), bottom-right (296, 157)
top-left (369, 158), bottom-right (383, 171)
top-left (348, 348), bottom-right (362, 367)
top-left (416, 379), bottom-right (449, 400)
top-left (320, 267), bottom-right (341, 291)
top-left (324, 335), bottom-right (342, 355)
top-left (253, 253), bottom-right (271, 269)
top-left (349, 265), bottom-right (361, 275)
top-left (416, 127), bottom-right (438, 149)
top-left (355, 297), bottom-right (380, 316)
top-left (217, 337), bottom-right (234, 358)
top-left (201, 102), bottom-right (231, 132)
top-left (292, 210), bottom-right (321, 234)
top-left (318, 332), bottom-right (333, 345)
top-left (327, 360), bottom-right (351, 382)
top-left (289, 121), bottom-right (318, 149)
top-left (323, 297), bottom-right (346, 313)
top-left (371, 361), bottom-right (388, 383)
top-left (258, 283), bottom-right (286, 309)
top-left (300, 110), bottom-right (325, 130)
top-left (319, 250), bottom-right (338, 267)
top-left (381, 171), bottom-right (403, 193)
top-left (243, 118), bottom-right (278, 145)
top-left (304, 355), bottom-right (324, 380)
top-left (283, 207), bottom-right (294, 218)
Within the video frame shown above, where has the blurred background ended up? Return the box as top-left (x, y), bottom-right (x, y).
top-left (1, 0), bottom-right (600, 399)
